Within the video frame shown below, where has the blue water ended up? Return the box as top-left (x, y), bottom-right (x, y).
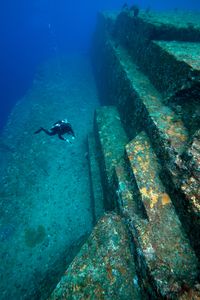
top-left (1, 0), bottom-right (200, 130)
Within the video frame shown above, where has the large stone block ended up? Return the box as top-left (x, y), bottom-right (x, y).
top-left (48, 213), bottom-right (141, 300)
top-left (142, 41), bottom-right (200, 97)
top-left (94, 106), bottom-right (129, 209)
top-left (124, 132), bottom-right (198, 298)
top-left (136, 40), bottom-right (200, 133)
top-left (113, 10), bottom-right (200, 47)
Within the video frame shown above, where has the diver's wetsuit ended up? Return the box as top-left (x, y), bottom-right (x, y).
top-left (34, 120), bottom-right (75, 141)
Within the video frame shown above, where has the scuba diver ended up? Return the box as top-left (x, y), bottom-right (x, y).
top-left (34, 119), bottom-right (75, 143)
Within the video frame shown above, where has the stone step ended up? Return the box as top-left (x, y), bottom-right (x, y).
top-left (108, 38), bottom-right (189, 161)
top-left (109, 39), bottom-right (200, 260)
top-left (112, 11), bottom-right (200, 106)
top-left (92, 16), bottom-right (200, 262)
top-left (92, 11), bottom-right (200, 298)
top-left (124, 131), bottom-right (198, 298)
top-left (135, 40), bottom-right (200, 134)
top-left (48, 212), bottom-right (142, 300)
top-left (94, 106), bottom-right (129, 210)
top-left (87, 133), bottom-right (105, 224)
top-left (111, 11), bottom-right (200, 134)
top-left (114, 10), bottom-right (200, 45)
top-left (114, 164), bottom-right (156, 300)
top-left (141, 40), bottom-right (200, 98)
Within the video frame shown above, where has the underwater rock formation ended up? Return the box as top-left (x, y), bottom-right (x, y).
top-left (50, 9), bottom-right (200, 300)
top-left (49, 213), bottom-right (141, 299)
top-left (90, 8), bottom-right (200, 299)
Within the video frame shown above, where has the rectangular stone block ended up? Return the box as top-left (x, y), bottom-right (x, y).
top-left (125, 131), bottom-right (198, 298)
top-left (94, 106), bottom-right (129, 209)
top-left (48, 213), bottom-right (142, 300)
top-left (113, 10), bottom-right (200, 47)
top-left (138, 40), bottom-right (200, 96)
top-left (135, 40), bottom-right (200, 133)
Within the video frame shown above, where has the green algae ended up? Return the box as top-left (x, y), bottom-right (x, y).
top-left (24, 225), bottom-right (46, 248)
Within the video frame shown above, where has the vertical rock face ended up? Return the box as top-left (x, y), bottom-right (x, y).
top-left (181, 129), bottom-right (200, 210)
top-left (87, 133), bottom-right (105, 224)
top-left (48, 213), bottom-right (141, 300)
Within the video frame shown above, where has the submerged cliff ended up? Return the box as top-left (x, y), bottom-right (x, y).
top-left (49, 9), bottom-right (200, 299)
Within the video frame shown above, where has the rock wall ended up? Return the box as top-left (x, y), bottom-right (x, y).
top-left (90, 9), bottom-right (200, 299)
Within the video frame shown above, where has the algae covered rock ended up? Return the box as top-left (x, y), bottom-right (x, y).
top-left (90, 8), bottom-right (200, 300)
top-left (182, 129), bottom-right (200, 214)
top-left (49, 212), bottom-right (141, 300)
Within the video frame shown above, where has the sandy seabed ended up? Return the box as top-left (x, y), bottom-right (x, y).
top-left (0, 54), bottom-right (100, 299)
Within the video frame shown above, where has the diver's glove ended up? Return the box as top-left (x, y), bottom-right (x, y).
top-left (64, 138), bottom-right (71, 143)
top-left (64, 136), bottom-right (75, 144)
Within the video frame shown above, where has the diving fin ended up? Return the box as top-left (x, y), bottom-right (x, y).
top-left (34, 127), bottom-right (43, 134)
